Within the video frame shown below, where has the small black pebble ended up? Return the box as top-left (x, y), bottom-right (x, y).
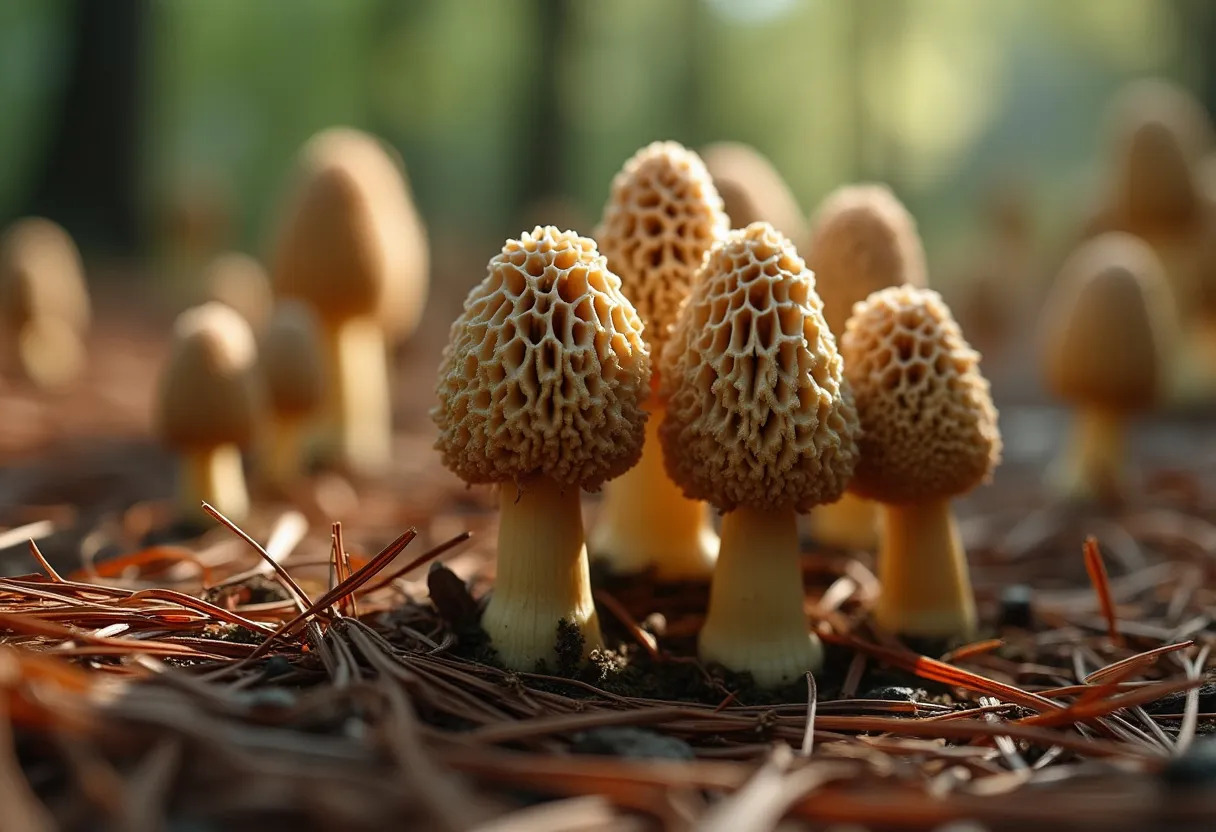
top-left (860, 685), bottom-right (923, 702)
top-left (261, 656), bottom-right (294, 679)
top-left (998, 584), bottom-right (1035, 629)
top-left (1162, 738), bottom-right (1216, 786)
top-left (571, 727), bottom-right (694, 760)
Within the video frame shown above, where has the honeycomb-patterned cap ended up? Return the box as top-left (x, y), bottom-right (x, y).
top-left (271, 130), bottom-right (395, 323)
top-left (1042, 233), bottom-right (1167, 411)
top-left (261, 300), bottom-right (325, 417)
top-left (433, 227), bottom-right (651, 489)
top-left (659, 222), bottom-right (860, 513)
top-left (806, 184), bottom-right (927, 338)
top-left (0, 217), bottom-right (90, 333)
top-left (156, 303), bottom-right (259, 451)
top-left (596, 141), bottom-right (729, 356)
top-left (842, 286), bottom-right (1000, 504)
top-left (702, 142), bottom-right (805, 242)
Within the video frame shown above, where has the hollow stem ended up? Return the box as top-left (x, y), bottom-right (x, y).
top-left (318, 315), bottom-right (391, 476)
top-left (589, 400), bottom-right (717, 579)
top-left (699, 505), bottom-right (822, 687)
top-left (179, 444), bottom-right (249, 523)
top-left (876, 499), bottom-right (976, 639)
top-left (483, 476), bottom-right (603, 670)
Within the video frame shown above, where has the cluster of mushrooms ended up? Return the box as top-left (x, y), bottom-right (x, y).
top-left (433, 142), bottom-right (1001, 685)
top-left (2, 78), bottom-right (1210, 691)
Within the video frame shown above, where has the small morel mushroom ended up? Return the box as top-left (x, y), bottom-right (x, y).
top-left (0, 217), bottom-right (90, 389)
top-left (842, 286), bottom-right (1001, 640)
top-left (804, 184), bottom-right (927, 551)
top-left (259, 300), bottom-right (325, 490)
top-left (589, 141), bottom-right (729, 579)
top-left (661, 222), bottom-right (860, 686)
top-left (156, 303), bottom-right (259, 524)
top-left (1041, 233), bottom-right (1167, 502)
top-left (204, 252), bottom-right (274, 334)
top-left (271, 129), bottom-right (400, 475)
top-left (432, 227), bottom-right (650, 670)
top-left (701, 142), bottom-right (804, 242)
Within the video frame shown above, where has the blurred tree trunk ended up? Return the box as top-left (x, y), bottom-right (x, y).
top-left (516, 0), bottom-right (568, 214)
top-left (27, 0), bottom-right (148, 256)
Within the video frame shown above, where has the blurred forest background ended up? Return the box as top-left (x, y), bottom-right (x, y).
top-left (3, 0), bottom-right (1216, 309)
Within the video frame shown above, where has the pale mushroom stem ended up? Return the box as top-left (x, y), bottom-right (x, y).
top-left (264, 415), bottom-right (307, 490)
top-left (589, 399), bottom-right (718, 578)
top-left (1062, 408), bottom-right (1126, 501)
top-left (484, 476), bottom-right (604, 670)
top-left (807, 491), bottom-right (879, 550)
top-left (876, 499), bottom-right (977, 638)
top-left (318, 315), bottom-right (391, 475)
top-left (179, 444), bottom-right (249, 523)
top-left (699, 505), bottom-right (822, 687)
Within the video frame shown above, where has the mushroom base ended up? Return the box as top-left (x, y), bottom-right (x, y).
top-left (179, 444), bottom-right (249, 524)
top-left (699, 506), bottom-right (822, 687)
top-left (589, 404), bottom-right (718, 579)
top-left (807, 492), bottom-right (879, 551)
top-left (1056, 408), bottom-right (1127, 504)
top-left (318, 316), bottom-right (391, 476)
top-left (876, 499), bottom-right (976, 639)
top-left (484, 476), bottom-right (604, 671)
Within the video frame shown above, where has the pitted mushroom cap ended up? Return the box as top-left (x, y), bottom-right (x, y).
top-left (701, 142), bottom-right (804, 241)
top-left (596, 141), bottom-right (728, 355)
top-left (261, 300), bottom-right (325, 418)
top-left (806, 184), bottom-right (927, 337)
top-left (1042, 232), bottom-right (1167, 412)
top-left (157, 303), bottom-right (259, 451)
top-left (272, 130), bottom-right (395, 323)
top-left (842, 286), bottom-right (1001, 504)
top-left (659, 222), bottom-right (860, 513)
top-left (205, 252), bottom-right (273, 332)
top-left (432, 226), bottom-right (650, 489)
top-left (0, 217), bottom-right (90, 332)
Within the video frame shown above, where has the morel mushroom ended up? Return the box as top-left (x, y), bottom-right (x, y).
top-left (661, 222), bottom-right (860, 686)
top-left (589, 141), bottom-right (729, 579)
top-left (841, 286), bottom-right (1001, 640)
top-left (432, 227), bottom-right (650, 670)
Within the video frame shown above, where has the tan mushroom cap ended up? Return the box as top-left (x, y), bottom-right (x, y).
top-left (0, 217), bottom-right (90, 332)
top-left (204, 252), bottom-right (273, 332)
top-left (1109, 119), bottom-right (1202, 234)
top-left (433, 226), bottom-right (651, 489)
top-left (260, 300), bottom-right (325, 418)
top-left (660, 222), bottom-right (860, 512)
top-left (156, 303), bottom-right (259, 451)
top-left (842, 286), bottom-right (1000, 505)
top-left (701, 142), bottom-right (804, 242)
top-left (596, 141), bottom-right (728, 355)
top-left (1107, 79), bottom-right (1213, 163)
top-left (272, 130), bottom-right (395, 323)
top-left (1042, 233), bottom-right (1167, 412)
top-left (806, 184), bottom-right (927, 337)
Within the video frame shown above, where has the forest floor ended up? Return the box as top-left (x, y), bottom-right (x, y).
top-left (2, 305), bottom-right (1216, 831)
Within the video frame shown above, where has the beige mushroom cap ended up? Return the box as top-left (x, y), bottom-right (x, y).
top-left (842, 286), bottom-right (1000, 504)
top-left (433, 226), bottom-right (651, 489)
top-left (806, 184), bottom-right (927, 338)
top-left (596, 141), bottom-right (729, 355)
top-left (0, 217), bottom-right (90, 333)
top-left (156, 303), bottom-right (259, 451)
top-left (660, 222), bottom-right (860, 513)
top-left (204, 252), bottom-right (273, 332)
top-left (1107, 79), bottom-right (1212, 162)
top-left (272, 130), bottom-right (398, 323)
top-left (260, 300), bottom-right (325, 418)
top-left (701, 142), bottom-right (804, 242)
top-left (1042, 233), bottom-right (1167, 412)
